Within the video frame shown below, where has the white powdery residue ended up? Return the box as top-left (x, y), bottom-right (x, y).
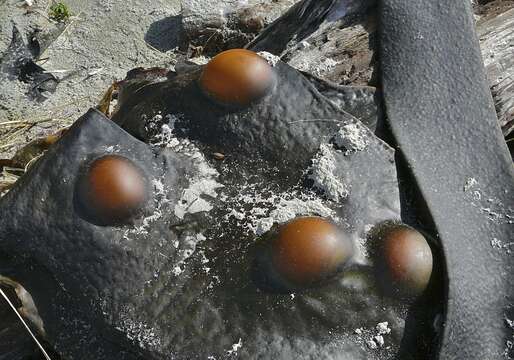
top-left (182, 234), bottom-right (206, 261)
top-left (140, 210), bottom-right (163, 231)
top-left (504, 316), bottom-right (514, 357)
top-left (258, 51), bottom-right (280, 67)
top-left (366, 339), bottom-right (378, 349)
top-left (223, 182), bottom-right (338, 236)
top-left (123, 178), bottom-right (169, 237)
top-left (138, 179), bottom-right (168, 230)
top-left (199, 250), bottom-right (210, 273)
top-left (481, 207), bottom-right (504, 222)
top-left (358, 321), bottom-right (392, 351)
top-left (226, 208), bottom-right (246, 221)
top-left (505, 317), bottom-right (514, 330)
top-left (354, 224), bottom-right (373, 263)
top-left (115, 312), bottom-right (161, 350)
top-left (354, 236), bottom-right (369, 264)
top-left (368, 321), bottom-right (391, 349)
top-left (463, 176), bottom-right (514, 225)
top-left (307, 143), bottom-right (349, 202)
top-left (150, 115), bottom-right (200, 151)
top-left (374, 335), bottom-right (384, 347)
top-left (491, 238), bottom-right (514, 254)
top-left (364, 224), bottom-right (374, 233)
top-left (148, 115), bottom-right (224, 223)
top-left (253, 217), bottom-right (275, 236)
top-left (153, 178), bottom-right (165, 195)
top-left (491, 238), bottom-right (503, 249)
top-left (172, 266), bottom-right (184, 276)
top-left (464, 177), bottom-right (479, 192)
top-left (189, 55), bottom-right (210, 65)
top-left (333, 123), bottom-right (369, 153)
top-left (166, 131), bottom-right (223, 220)
top-left (103, 144), bottom-right (120, 153)
top-left (251, 207), bottom-right (268, 216)
top-left (252, 196), bottom-right (337, 235)
top-left (376, 322), bottom-right (391, 335)
top-left (171, 233), bottom-right (207, 277)
top-left (224, 185), bottom-right (338, 236)
top-left (201, 252), bottom-right (211, 267)
top-left (158, 123), bottom-right (178, 147)
top-left (227, 338), bottom-right (243, 355)
top-left (174, 178), bottom-right (224, 219)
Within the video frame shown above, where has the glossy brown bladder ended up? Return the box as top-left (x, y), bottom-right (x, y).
top-left (252, 216), bottom-right (353, 292)
top-left (76, 155), bottom-right (148, 225)
top-left (199, 49), bottom-right (275, 107)
top-left (371, 223), bottom-right (433, 297)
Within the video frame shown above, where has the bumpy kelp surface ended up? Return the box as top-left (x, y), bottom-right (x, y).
top-left (0, 55), bottom-right (442, 359)
top-left (379, 0), bottom-right (514, 358)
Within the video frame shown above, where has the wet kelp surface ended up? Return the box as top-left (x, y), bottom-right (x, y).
top-left (0, 0), bottom-right (454, 359)
top-left (0, 50), bottom-right (444, 359)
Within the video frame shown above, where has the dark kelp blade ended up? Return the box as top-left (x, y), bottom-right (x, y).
top-left (380, 0), bottom-right (514, 358)
top-left (0, 110), bottom-right (177, 359)
top-left (0, 53), bottom-right (407, 358)
top-left (0, 25), bottom-right (58, 102)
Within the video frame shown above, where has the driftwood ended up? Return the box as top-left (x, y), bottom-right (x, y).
top-left (258, 1), bottom-right (514, 137)
top-left (478, 7), bottom-right (514, 135)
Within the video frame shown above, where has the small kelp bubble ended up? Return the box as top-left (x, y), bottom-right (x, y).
top-left (370, 222), bottom-right (433, 298)
top-left (199, 49), bottom-right (275, 106)
top-left (252, 216), bottom-right (353, 292)
top-left (75, 155), bottom-right (148, 225)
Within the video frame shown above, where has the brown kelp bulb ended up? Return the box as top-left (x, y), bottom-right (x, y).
top-left (78, 155), bottom-right (147, 224)
top-left (271, 217), bottom-right (353, 287)
top-left (199, 49), bottom-right (274, 106)
top-left (379, 226), bottom-right (433, 296)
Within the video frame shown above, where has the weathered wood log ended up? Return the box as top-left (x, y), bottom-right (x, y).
top-left (262, 1), bottom-right (514, 136)
top-left (478, 7), bottom-right (514, 135)
top-left (180, 0), bottom-right (300, 54)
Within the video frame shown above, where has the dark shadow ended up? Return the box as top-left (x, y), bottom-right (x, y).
top-left (374, 82), bottom-right (448, 358)
top-left (392, 151), bottom-right (447, 360)
top-left (144, 15), bottom-right (182, 52)
top-left (0, 251), bottom-right (63, 360)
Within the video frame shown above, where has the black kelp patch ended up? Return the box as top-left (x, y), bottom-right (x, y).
top-left (0, 53), bottom-right (437, 359)
top-left (0, 25), bottom-right (58, 102)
